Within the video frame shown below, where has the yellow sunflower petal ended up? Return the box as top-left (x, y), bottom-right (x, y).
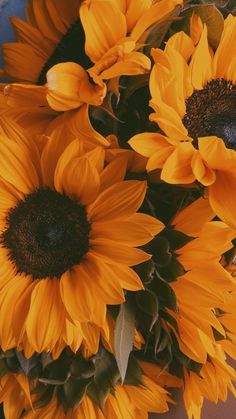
top-left (150, 99), bottom-right (190, 141)
top-left (99, 51), bottom-right (150, 79)
top-left (26, 0), bottom-right (61, 43)
top-left (191, 150), bottom-right (216, 186)
top-left (99, 155), bottom-right (128, 193)
top-left (198, 136), bottom-right (236, 170)
top-left (55, 156), bottom-right (100, 205)
top-left (60, 264), bottom-right (105, 324)
top-left (2, 43), bottom-right (44, 82)
top-left (129, 132), bottom-right (172, 158)
top-left (86, 253), bottom-right (126, 303)
top-left (80, 0), bottom-right (127, 62)
top-left (26, 279), bottom-right (64, 352)
top-left (213, 14), bottom-right (236, 78)
top-left (90, 219), bottom-right (155, 246)
top-left (166, 31), bottom-right (194, 61)
top-left (208, 170), bottom-right (236, 229)
top-left (161, 142), bottom-right (195, 184)
top-left (90, 239), bottom-right (151, 266)
top-left (172, 197), bottom-right (214, 236)
top-left (9, 16), bottom-right (54, 59)
top-left (46, 62), bottom-right (106, 111)
top-left (111, 263), bottom-right (143, 291)
top-left (0, 135), bottom-right (39, 194)
top-left (87, 180), bottom-right (147, 222)
top-left (189, 25), bottom-right (212, 89)
top-left (131, 0), bottom-right (182, 41)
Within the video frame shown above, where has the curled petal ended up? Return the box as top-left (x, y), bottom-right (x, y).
top-left (46, 62), bottom-right (106, 111)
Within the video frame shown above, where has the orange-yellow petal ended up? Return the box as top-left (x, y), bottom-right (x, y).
top-left (46, 62), bottom-right (106, 111)
top-left (87, 180), bottom-right (147, 222)
top-left (161, 142), bottom-right (195, 184)
top-left (208, 170), bottom-right (236, 229)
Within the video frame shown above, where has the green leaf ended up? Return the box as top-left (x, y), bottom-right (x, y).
top-left (162, 228), bottom-right (194, 250)
top-left (70, 358), bottom-right (95, 379)
top-left (119, 74), bottom-right (149, 104)
top-left (0, 359), bottom-right (8, 379)
top-left (143, 8), bottom-right (182, 54)
top-left (70, 357), bottom-right (95, 378)
top-left (114, 301), bottom-right (136, 383)
top-left (39, 375), bottom-right (70, 386)
top-left (16, 352), bottom-right (39, 375)
top-left (157, 255), bottom-right (185, 282)
top-left (182, 4), bottom-right (224, 49)
top-left (40, 358), bottom-right (70, 385)
top-left (134, 260), bottom-right (155, 285)
top-left (160, 309), bottom-right (179, 334)
top-left (151, 274), bottom-right (177, 312)
top-left (5, 356), bottom-right (20, 373)
top-left (33, 386), bottom-right (54, 410)
top-left (124, 355), bottom-right (143, 386)
top-left (63, 377), bottom-right (91, 410)
top-left (88, 348), bottom-right (119, 410)
top-left (136, 289), bottom-right (159, 331)
top-left (147, 236), bottom-right (172, 267)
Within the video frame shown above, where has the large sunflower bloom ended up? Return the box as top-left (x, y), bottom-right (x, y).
top-left (1, 0), bottom-right (182, 111)
top-left (0, 132), bottom-right (163, 354)
top-left (21, 376), bottom-right (171, 419)
top-left (129, 15), bottom-right (236, 229)
top-left (167, 198), bottom-right (236, 363)
top-left (0, 349), bottom-right (173, 419)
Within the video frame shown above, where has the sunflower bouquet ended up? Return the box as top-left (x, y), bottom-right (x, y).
top-left (0, 0), bottom-right (236, 418)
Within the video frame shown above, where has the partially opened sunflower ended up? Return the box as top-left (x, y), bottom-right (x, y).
top-left (129, 14), bottom-right (236, 229)
top-left (1, 0), bottom-right (183, 111)
top-left (0, 128), bottom-right (163, 354)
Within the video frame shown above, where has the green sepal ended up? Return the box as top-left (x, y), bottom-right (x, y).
top-left (157, 255), bottom-right (185, 282)
top-left (87, 348), bottom-right (120, 410)
top-left (123, 355), bottom-right (143, 386)
top-left (62, 377), bottom-right (92, 410)
top-left (150, 274), bottom-right (177, 312)
top-left (161, 228), bottom-right (194, 250)
top-left (135, 289), bottom-right (159, 331)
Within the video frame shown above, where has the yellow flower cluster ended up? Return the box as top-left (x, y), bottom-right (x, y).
top-left (0, 1), bottom-right (236, 418)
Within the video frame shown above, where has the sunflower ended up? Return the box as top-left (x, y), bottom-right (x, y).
top-left (183, 345), bottom-right (236, 419)
top-left (0, 130), bottom-right (163, 354)
top-left (0, 347), bottom-right (173, 419)
top-left (22, 380), bottom-right (171, 419)
top-left (1, 0), bottom-right (182, 112)
top-left (166, 198), bottom-right (236, 363)
top-left (129, 14), bottom-right (236, 229)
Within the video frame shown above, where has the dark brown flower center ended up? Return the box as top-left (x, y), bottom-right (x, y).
top-left (1, 188), bottom-right (90, 279)
top-left (183, 78), bottom-right (236, 149)
top-left (37, 18), bottom-right (93, 85)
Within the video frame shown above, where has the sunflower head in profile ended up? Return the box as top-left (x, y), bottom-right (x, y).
top-left (0, 127), bottom-right (164, 354)
top-left (129, 14), bottom-right (236, 229)
top-left (0, 346), bottom-right (174, 418)
top-left (1, 0), bottom-right (183, 112)
top-left (183, 345), bottom-right (236, 419)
